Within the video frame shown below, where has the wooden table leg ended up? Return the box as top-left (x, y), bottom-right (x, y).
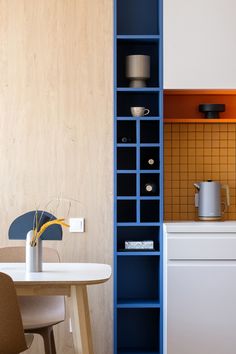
top-left (70, 285), bottom-right (94, 354)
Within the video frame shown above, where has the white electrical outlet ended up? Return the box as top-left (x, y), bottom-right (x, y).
top-left (69, 218), bottom-right (85, 233)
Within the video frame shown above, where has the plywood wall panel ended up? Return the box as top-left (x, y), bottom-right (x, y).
top-left (0, 1), bottom-right (113, 353)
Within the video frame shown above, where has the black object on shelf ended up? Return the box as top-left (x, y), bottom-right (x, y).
top-left (199, 104), bottom-right (226, 118)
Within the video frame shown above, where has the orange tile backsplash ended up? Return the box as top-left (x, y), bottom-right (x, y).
top-left (164, 123), bottom-right (236, 221)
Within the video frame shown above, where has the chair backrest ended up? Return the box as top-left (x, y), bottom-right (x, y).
top-left (0, 246), bottom-right (60, 263)
top-left (0, 272), bottom-right (28, 354)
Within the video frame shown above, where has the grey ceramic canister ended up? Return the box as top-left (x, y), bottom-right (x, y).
top-left (126, 55), bottom-right (150, 88)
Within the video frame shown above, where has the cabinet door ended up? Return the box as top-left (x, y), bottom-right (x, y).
top-left (167, 261), bottom-right (236, 354)
top-left (164, 0), bottom-right (236, 88)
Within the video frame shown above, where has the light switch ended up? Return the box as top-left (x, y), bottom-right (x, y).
top-left (69, 218), bottom-right (85, 233)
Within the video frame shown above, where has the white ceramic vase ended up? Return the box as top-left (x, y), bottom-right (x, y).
top-left (26, 230), bottom-right (42, 272)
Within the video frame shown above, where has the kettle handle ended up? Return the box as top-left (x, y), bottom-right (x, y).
top-left (222, 184), bottom-right (230, 207)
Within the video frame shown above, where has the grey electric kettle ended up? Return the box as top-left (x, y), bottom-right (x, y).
top-left (194, 180), bottom-right (230, 221)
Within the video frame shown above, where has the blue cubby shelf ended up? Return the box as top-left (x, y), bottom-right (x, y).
top-left (117, 117), bottom-right (161, 121)
top-left (117, 299), bottom-right (161, 308)
top-left (117, 34), bottom-right (160, 40)
top-left (114, 0), bottom-right (163, 353)
top-left (140, 196), bottom-right (160, 200)
top-left (117, 144), bottom-right (137, 148)
top-left (116, 252), bottom-right (160, 256)
top-left (118, 351), bottom-right (160, 354)
top-left (116, 197), bottom-right (137, 201)
top-left (117, 88), bottom-right (160, 92)
top-left (117, 349), bottom-right (161, 354)
top-left (117, 222), bottom-right (161, 227)
top-left (139, 170), bottom-right (160, 173)
top-left (117, 170), bottom-right (137, 174)
top-left (139, 143), bottom-right (160, 146)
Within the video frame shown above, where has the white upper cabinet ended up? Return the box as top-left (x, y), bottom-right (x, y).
top-left (164, 0), bottom-right (236, 88)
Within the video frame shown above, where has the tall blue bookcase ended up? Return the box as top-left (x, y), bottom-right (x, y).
top-left (114, 0), bottom-right (163, 353)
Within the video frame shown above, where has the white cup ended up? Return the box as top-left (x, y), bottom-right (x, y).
top-left (131, 107), bottom-right (150, 117)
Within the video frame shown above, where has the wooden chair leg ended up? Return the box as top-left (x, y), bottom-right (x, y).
top-left (50, 328), bottom-right (56, 354)
top-left (38, 327), bottom-right (53, 354)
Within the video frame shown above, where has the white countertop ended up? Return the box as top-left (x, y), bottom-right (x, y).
top-left (164, 221), bottom-right (236, 233)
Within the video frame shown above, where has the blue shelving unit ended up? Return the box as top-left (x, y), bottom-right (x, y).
top-left (114, 0), bottom-right (163, 353)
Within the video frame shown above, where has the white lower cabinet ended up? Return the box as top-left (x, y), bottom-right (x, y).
top-left (164, 222), bottom-right (236, 354)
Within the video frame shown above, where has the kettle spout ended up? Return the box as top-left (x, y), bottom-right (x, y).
top-left (194, 183), bottom-right (200, 190)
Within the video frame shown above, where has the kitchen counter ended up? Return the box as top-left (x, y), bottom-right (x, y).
top-left (164, 220), bottom-right (236, 233)
top-left (164, 221), bottom-right (236, 259)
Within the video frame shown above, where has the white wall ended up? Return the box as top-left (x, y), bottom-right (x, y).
top-left (164, 0), bottom-right (236, 88)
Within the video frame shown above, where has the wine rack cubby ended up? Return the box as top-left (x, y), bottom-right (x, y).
top-left (140, 173), bottom-right (160, 196)
top-left (140, 200), bottom-right (160, 222)
top-left (114, 0), bottom-right (163, 352)
top-left (140, 120), bottom-right (160, 143)
top-left (117, 174), bottom-right (136, 196)
top-left (117, 121), bottom-right (136, 144)
top-left (140, 147), bottom-right (160, 170)
top-left (117, 200), bottom-right (136, 223)
top-left (117, 147), bottom-right (136, 170)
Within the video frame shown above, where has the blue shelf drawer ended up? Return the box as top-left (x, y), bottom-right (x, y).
top-left (117, 256), bottom-right (159, 302)
top-left (117, 308), bottom-right (160, 352)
